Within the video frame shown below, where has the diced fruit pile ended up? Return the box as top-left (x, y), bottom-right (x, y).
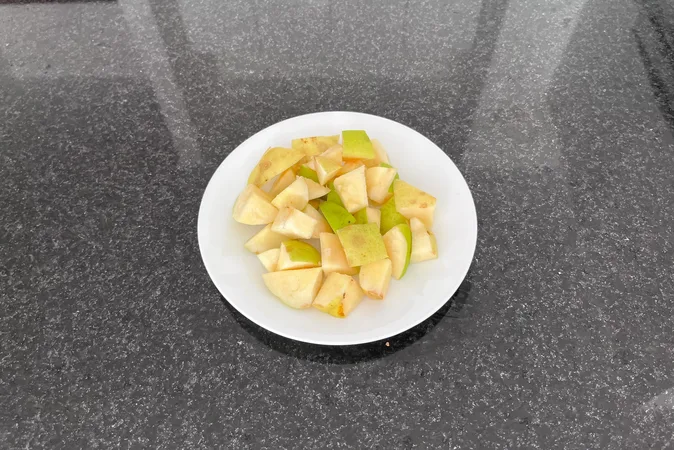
top-left (234, 130), bottom-right (438, 318)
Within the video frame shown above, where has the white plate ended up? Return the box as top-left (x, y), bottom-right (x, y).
top-left (198, 112), bottom-right (477, 345)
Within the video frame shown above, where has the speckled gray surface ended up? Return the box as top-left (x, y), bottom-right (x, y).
top-left (1, 0), bottom-right (674, 448)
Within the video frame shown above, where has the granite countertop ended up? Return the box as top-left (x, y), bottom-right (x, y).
top-left (2, 0), bottom-right (674, 448)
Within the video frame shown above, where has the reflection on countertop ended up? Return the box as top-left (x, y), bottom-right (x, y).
top-left (1, 0), bottom-right (673, 448)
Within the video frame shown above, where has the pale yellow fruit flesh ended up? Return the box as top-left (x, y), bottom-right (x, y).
top-left (366, 207), bottom-right (382, 230)
top-left (263, 267), bottom-right (323, 309)
top-left (320, 145), bottom-right (343, 163)
top-left (336, 223), bottom-right (388, 267)
top-left (268, 169), bottom-right (296, 198)
top-left (271, 207), bottom-right (317, 239)
top-left (314, 156), bottom-right (343, 185)
top-left (292, 135), bottom-right (340, 158)
top-left (248, 147), bottom-right (304, 186)
top-left (393, 179), bottom-right (437, 228)
top-left (244, 133), bottom-right (440, 313)
top-left (337, 161), bottom-right (365, 177)
top-left (302, 177), bottom-right (331, 200)
top-left (319, 232), bottom-right (358, 275)
top-left (313, 296), bottom-right (344, 318)
top-left (371, 139), bottom-right (389, 165)
top-left (365, 167), bottom-right (397, 204)
top-left (244, 224), bottom-right (287, 253)
top-left (271, 177), bottom-right (309, 211)
top-left (276, 240), bottom-right (321, 270)
top-left (233, 184), bottom-right (279, 225)
top-left (341, 276), bottom-right (364, 316)
top-left (257, 248), bottom-right (280, 272)
top-left (333, 165), bottom-right (368, 214)
top-left (410, 217), bottom-right (438, 263)
top-left (312, 272), bottom-right (364, 318)
top-left (359, 258), bottom-right (392, 299)
top-left (303, 204), bottom-right (332, 238)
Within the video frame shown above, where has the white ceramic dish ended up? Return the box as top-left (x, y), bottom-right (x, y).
top-left (198, 111), bottom-right (477, 345)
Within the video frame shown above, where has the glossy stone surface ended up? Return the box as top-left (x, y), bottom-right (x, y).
top-left (1, 0), bottom-right (674, 448)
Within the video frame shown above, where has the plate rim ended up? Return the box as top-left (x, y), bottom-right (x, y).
top-left (198, 111), bottom-right (477, 346)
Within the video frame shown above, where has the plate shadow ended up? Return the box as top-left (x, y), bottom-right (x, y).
top-left (220, 278), bottom-right (472, 364)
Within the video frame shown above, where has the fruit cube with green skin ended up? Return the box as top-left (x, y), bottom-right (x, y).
top-left (365, 166), bottom-right (397, 204)
top-left (301, 176), bottom-right (330, 200)
top-left (336, 223), bottom-right (388, 267)
top-left (354, 208), bottom-right (367, 224)
top-left (362, 139), bottom-right (389, 168)
top-left (268, 168), bottom-right (296, 198)
top-left (271, 177), bottom-right (309, 211)
top-left (333, 165), bottom-right (368, 213)
top-left (248, 147), bottom-right (304, 186)
top-left (410, 217), bottom-right (438, 263)
top-left (314, 156), bottom-right (342, 185)
top-left (257, 248), bottom-right (280, 272)
top-left (354, 207), bottom-right (381, 229)
top-left (271, 207), bottom-right (317, 239)
top-left (276, 240), bottom-right (321, 270)
top-left (326, 181), bottom-right (344, 207)
top-left (244, 224), bottom-right (287, 253)
top-left (380, 196), bottom-right (408, 235)
top-left (263, 267), bottom-right (323, 309)
top-left (312, 272), bottom-right (364, 318)
top-left (298, 165), bottom-right (319, 183)
top-left (393, 179), bottom-right (437, 228)
top-left (380, 163), bottom-right (400, 193)
top-left (233, 184), bottom-right (279, 225)
top-left (302, 203), bottom-right (332, 238)
top-left (382, 223), bottom-right (412, 279)
top-left (359, 258), bottom-right (392, 299)
top-left (319, 201), bottom-right (356, 232)
top-left (319, 232), bottom-right (358, 275)
top-left (342, 130), bottom-right (375, 160)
